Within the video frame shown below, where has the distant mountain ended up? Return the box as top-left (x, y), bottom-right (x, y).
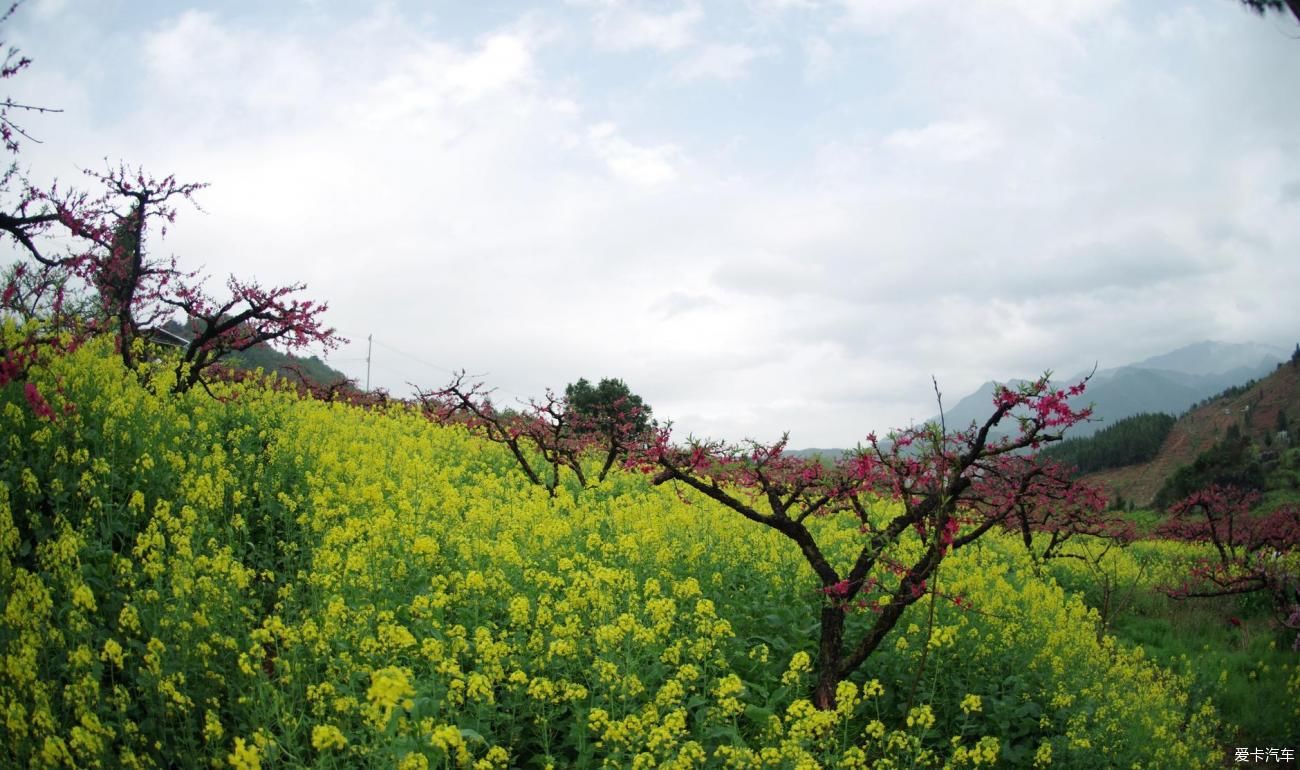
top-left (1126, 340), bottom-right (1286, 378)
top-left (934, 341), bottom-right (1284, 439)
top-left (785, 448), bottom-right (850, 462)
top-left (790, 341), bottom-right (1286, 457)
top-left (937, 379), bottom-right (1029, 435)
top-left (1083, 358), bottom-right (1300, 507)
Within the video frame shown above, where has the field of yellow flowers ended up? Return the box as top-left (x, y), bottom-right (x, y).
top-left (0, 336), bottom-right (1249, 768)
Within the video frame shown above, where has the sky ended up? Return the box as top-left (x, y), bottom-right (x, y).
top-left (5, 0), bottom-right (1299, 447)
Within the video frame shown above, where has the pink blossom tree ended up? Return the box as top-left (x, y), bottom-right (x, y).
top-left (641, 375), bottom-right (1094, 709)
top-left (1156, 485), bottom-right (1300, 622)
top-left (0, 6), bottom-right (79, 397)
top-left (988, 457), bottom-right (1131, 563)
top-left (0, 12), bottom-right (340, 396)
top-left (418, 371), bottom-right (651, 496)
top-left (437, 370), bottom-right (1097, 709)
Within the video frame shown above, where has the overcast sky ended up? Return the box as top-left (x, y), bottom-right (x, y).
top-left (6, 0), bottom-right (1299, 447)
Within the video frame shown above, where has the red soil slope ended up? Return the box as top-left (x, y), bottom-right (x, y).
top-left (1083, 362), bottom-right (1300, 507)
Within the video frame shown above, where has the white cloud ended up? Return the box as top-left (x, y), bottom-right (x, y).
top-left (30, 0), bottom-right (68, 19)
top-left (444, 34), bottom-right (534, 101)
top-left (755, 0), bottom-right (821, 10)
top-left (837, 0), bottom-right (1118, 33)
top-left (992, 0), bottom-right (1121, 28)
top-left (674, 42), bottom-right (767, 81)
top-left (801, 35), bottom-right (834, 81)
top-left (143, 11), bottom-right (238, 87)
top-left (588, 122), bottom-right (680, 185)
top-left (652, 291), bottom-right (719, 318)
top-left (883, 119), bottom-right (1001, 162)
top-left (5, 1), bottom-right (1298, 448)
top-left (836, 0), bottom-right (927, 32)
top-left (589, 1), bottom-right (703, 51)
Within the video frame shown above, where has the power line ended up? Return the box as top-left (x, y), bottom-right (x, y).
top-left (332, 331), bottom-right (537, 401)
top-left (369, 337), bottom-right (457, 376)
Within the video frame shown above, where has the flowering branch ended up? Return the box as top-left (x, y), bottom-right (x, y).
top-left (161, 275), bottom-right (340, 394)
top-left (418, 372), bottom-right (653, 496)
top-left (1156, 485), bottom-right (1300, 608)
top-left (643, 374), bottom-right (1094, 710)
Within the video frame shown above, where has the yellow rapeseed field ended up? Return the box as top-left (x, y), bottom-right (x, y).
top-left (0, 333), bottom-right (1247, 768)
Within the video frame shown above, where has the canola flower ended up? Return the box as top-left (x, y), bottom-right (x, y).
top-left (0, 336), bottom-right (1233, 768)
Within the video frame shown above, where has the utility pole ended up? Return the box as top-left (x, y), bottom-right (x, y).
top-left (366, 334), bottom-right (372, 392)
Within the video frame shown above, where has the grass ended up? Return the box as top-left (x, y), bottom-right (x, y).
top-left (1122, 507), bottom-right (1164, 535)
top-left (1121, 610), bottom-right (1293, 741)
top-left (1058, 563), bottom-right (1299, 747)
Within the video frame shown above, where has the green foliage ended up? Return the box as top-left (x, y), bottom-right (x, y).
top-left (231, 348), bottom-right (345, 388)
top-left (1041, 412), bottom-right (1176, 475)
top-left (564, 376), bottom-right (652, 435)
top-left (1123, 508), bottom-right (1164, 535)
top-left (1, 261), bottom-right (101, 329)
top-left (1154, 425), bottom-right (1265, 509)
top-left (1190, 378), bottom-right (1262, 413)
top-left (1047, 538), bottom-right (1299, 747)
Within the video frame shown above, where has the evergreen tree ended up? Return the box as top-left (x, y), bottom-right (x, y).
top-left (1155, 426), bottom-right (1265, 508)
top-left (1041, 412), bottom-right (1176, 475)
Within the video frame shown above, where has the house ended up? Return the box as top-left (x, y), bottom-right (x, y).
top-left (146, 325), bottom-right (189, 350)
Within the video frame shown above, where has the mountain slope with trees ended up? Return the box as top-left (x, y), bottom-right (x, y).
top-left (1083, 353), bottom-right (1300, 507)
top-left (160, 319), bottom-right (348, 389)
top-left (1041, 412), bottom-right (1177, 477)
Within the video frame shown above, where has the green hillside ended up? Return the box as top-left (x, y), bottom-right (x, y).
top-left (1041, 412), bottom-right (1176, 476)
top-left (1084, 357), bottom-right (1300, 508)
top-left (162, 318), bottom-right (350, 388)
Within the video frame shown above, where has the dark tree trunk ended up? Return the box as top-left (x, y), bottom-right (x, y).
top-left (813, 604), bottom-right (847, 709)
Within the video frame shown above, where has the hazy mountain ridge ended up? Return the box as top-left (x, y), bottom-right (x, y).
top-left (1126, 340), bottom-right (1286, 377)
top-left (784, 448), bottom-right (850, 461)
top-left (932, 341), bottom-right (1283, 440)
top-left (791, 341), bottom-right (1285, 455)
top-left (1083, 358), bottom-right (1300, 507)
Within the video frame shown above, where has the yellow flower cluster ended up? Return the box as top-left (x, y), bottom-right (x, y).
top-left (0, 336), bottom-right (1228, 768)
